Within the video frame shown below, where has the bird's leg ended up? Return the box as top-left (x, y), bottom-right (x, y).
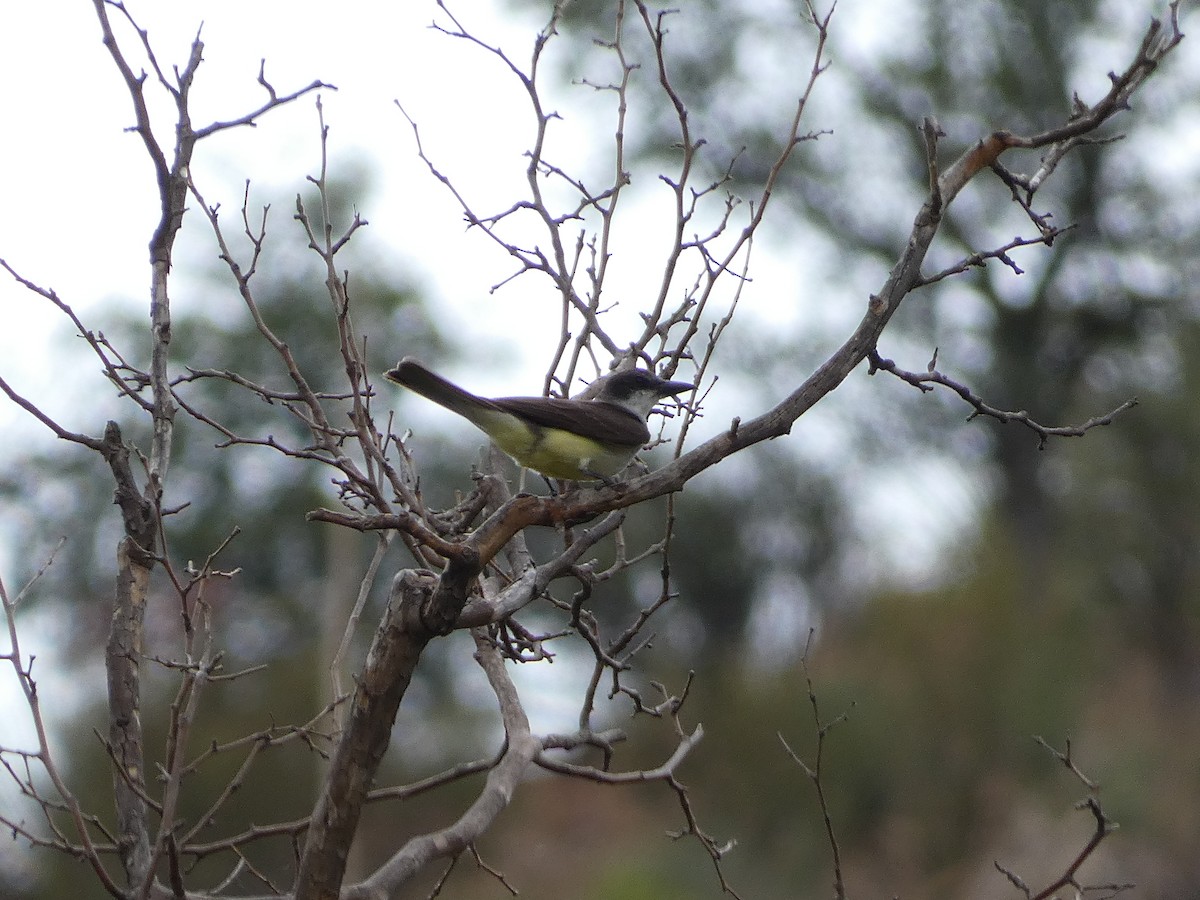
top-left (581, 467), bottom-right (619, 487)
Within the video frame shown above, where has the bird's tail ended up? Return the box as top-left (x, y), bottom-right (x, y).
top-left (384, 358), bottom-right (495, 420)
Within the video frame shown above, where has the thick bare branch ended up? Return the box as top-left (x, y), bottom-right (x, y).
top-left (343, 632), bottom-right (537, 898)
top-left (294, 568), bottom-right (446, 900)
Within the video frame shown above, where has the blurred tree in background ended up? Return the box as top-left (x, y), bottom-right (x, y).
top-left (1, 1), bottom-right (1197, 898)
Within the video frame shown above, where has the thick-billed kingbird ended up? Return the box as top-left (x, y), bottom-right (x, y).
top-left (385, 358), bottom-right (693, 482)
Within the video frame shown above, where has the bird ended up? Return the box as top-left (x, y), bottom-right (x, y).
top-left (384, 358), bottom-right (693, 482)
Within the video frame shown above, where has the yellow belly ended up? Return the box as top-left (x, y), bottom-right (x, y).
top-left (491, 421), bottom-right (639, 480)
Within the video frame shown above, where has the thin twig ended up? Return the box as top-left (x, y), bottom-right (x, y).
top-left (869, 349), bottom-right (1138, 449)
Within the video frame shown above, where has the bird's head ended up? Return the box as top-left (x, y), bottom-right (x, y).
top-left (592, 369), bottom-right (693, 420)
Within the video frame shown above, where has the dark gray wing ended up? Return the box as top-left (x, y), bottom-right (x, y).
top-left (493, 397), bottom-right (650, 448)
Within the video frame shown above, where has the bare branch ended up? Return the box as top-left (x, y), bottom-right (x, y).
top-left (779, 631), bottom-right (852, 900)
top-left (2, 568), bottom-right (124, 897)
top-left (995, 738), bottom-right (1131, 899)
top-left (0, 373), bottom-right (104, 451)
top-left (194, 68), bottom-right (334, 139)
top-left (868, 349), bottom-right (1138, 449)
top-left (342, 632), bottom-right (540, 900)
top-left (329, 533), bottom-right (394, 702)
top-left (1033, 734), bottom-right (1100, 792)
top-left (0, 259), bottom-right (153, 411)
top-left (916, 227), bottom-right (1073, 286)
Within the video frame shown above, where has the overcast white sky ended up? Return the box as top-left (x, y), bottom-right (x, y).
top-left (0, 2), bottom-right (558, 406)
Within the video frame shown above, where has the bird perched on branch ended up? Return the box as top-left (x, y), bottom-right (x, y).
top-left (385, 358), bottom-right (692, 482)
